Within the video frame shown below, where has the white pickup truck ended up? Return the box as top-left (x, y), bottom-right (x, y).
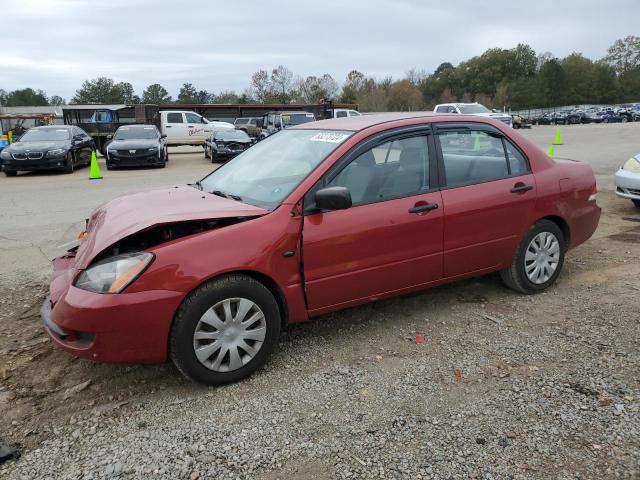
top-left (160, 111), bottom-right (233, 147)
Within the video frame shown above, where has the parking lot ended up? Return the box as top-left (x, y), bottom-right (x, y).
top-left (0, 123), bottom-right (639, 478)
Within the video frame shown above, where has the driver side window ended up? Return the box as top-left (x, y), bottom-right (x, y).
top-left (327, 135), bottom-right (429, 205)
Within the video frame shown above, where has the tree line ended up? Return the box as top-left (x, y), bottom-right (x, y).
top-left (1, 36), bottom-right (638, 111)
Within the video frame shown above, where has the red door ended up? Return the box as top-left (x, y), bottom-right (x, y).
top-left (436, 126), bottom-right (537, 278)
top-left (301, 132), bottom-right (445, 314)
top-left (303, 192), bottom-right (444, 314)
top-left (441, 175), bottom-right (536, 277)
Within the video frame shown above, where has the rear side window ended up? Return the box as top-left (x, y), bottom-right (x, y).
top-left (166, 113), bottom-right (183, 123)
top-left (185, 113), bottom-right (204, 124)
top-left (336, 111), bottom-right (347, 118)
top-left (438, 130), bottom-right (510, 187)
top-left (504, 140), bottom-right (529, 176)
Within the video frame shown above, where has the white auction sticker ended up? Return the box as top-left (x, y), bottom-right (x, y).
top-left (309, 132), bottom-right (350, 143)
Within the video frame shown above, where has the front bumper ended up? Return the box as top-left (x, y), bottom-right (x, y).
top-left (3, 155), bottom-right (66, 171)
top-left (108, 152), bottom-right (163, 166)
top-left (614, 168), bottom-right (640, 200)
top-left (42, 272), bottom-right (185, 364)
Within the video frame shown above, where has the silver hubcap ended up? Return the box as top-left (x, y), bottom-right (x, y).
top-left (193, 298), bottom-right (266, 372)
top-left (525, 232), bottom-right (560, 284)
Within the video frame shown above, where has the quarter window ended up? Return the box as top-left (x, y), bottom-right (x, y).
top-left (328, 136), bottom-right (429, 204)
top-left (438, 130), bottom-right (511, 187)
top-left (166, 113), bottom-right (183, 123)
top-left (504, 140), bottom-right (529, 176)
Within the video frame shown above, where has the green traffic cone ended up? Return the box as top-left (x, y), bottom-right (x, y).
top-left (473, 135), bottom-right (480, 151)
top-left (89, 150), bottom-right (103, 180)
top-left (547, 146), bottom-right (555, 157)
top-left (553, 128), bottom-right (562, 145)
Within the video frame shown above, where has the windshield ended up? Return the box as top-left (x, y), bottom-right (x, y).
top-left (114, 127), bottom-right (158, 140)
top-left (213, 130), bottom-right (250, 141)
top-left (458, 104), bottom-right (492, 114)
top-left (281, 113), bottom-right (315, 126)
top-left (199, 129), bottom-right (352, 209)
top-left (20, 128), bottom-right (70, 142)
top-left (234, 118), bottom-right (249, 125)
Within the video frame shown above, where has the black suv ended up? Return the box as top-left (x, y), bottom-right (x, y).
top-left (0, 125), bottom-right (94, 176)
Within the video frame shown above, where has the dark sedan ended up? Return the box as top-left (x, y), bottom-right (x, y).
top-left (0, 126), bottom-right (94, 177)
top-left (105, 125), bottom-right (168, 169)
top-left (204, 129), bottom-right (253, 163)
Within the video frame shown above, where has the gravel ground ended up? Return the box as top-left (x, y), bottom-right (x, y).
top-left (1, 127), bottom-right (639, 479)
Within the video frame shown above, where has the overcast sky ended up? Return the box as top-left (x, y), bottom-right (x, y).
top-left (2, 0), bottom-right (638, 100)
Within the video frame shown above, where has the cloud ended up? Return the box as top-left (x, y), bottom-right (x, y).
top-left (0, 0), bottom-right (638, 99)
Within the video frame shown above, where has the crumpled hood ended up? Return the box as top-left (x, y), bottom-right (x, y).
top-left (74, 185), bottom-right (268, 269)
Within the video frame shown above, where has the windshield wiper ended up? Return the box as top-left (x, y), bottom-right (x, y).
top-left (211, 190), bottom-right (242, 202)
top-left (193, 180), bottom-right (203, 190)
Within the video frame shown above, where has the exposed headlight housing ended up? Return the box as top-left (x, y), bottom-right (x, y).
top-left (622, 157), bottom-right (640, 173)
top-left (47, 148), bottom-right (66, 157)
top-left (74, 252), bottom-right (154, 294)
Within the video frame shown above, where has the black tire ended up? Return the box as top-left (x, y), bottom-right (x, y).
top-left (63, 152), bottom-right (74, 174)
top-left (106, 162), bottom-right (114, 170)
top-left (4, 169), bottom-right (17, 177)
top-left (169, 274), bottom-right (281, 385)
top-left (632, 199), bottom-right (640, 209)
top-left (158, 162), bottom-right (166, 168)
top-left (165, 149), bottom-right (169, 162)
top-left (500, 219), bottom-right (565, 294)
top-left (204, 145), bottom-right (210, 159)
top-left (211, 151), bottom-right (218, 163)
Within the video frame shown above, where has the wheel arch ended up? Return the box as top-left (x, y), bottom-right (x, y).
top-left (537, 214), bottom-right (571, 251)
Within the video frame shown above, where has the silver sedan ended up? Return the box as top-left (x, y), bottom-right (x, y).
top-left (615, 153), bottom-right (640, 208)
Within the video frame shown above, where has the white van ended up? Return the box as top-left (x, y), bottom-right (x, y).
top-left (160, 111), bottom-right (233, 146)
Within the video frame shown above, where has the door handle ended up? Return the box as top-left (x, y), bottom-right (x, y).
top-left (510, 184), bottom-right (533, 193)
top-left (166, 125), bottom-right (172, 128)
top-left (408, 203), bottom-right (439, 213)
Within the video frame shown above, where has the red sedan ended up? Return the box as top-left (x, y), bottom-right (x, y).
top-left (42, 113), bottom-right (600, 385)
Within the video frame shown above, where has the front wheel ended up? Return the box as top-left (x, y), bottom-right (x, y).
top-left (169, 274), bottom-right (281, 385)
top-left (632, 199), bottom-right (640, 209)
top-left (500, 219), bottom-right (565, 294)
top-left (63, 152), bottom-right (74, 174)
top-left (4, 169), bottom-right (17, 177)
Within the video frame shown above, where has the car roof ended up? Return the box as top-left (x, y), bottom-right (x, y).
top-left (32, 125), bottom-right (73, 130)
top-left (116, 124), bottom-right (157, 129)
top-left (294, 111), bottom-right (461, 132)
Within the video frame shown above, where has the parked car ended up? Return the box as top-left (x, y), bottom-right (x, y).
top-left (531, 114), bottom-right (553, 125)
top-left (614, 153), bottom-right (640, 208)
top-left (41, 112), bottom-right (600, 385)
top-left (511, 114), bottom-right (531, 129)
top-left (597, 111), bottom-right (623, 123)
top-left (105, 125), bottom-right (168, 170)
top-left (333, 109), bottom-right (362, 118)
top-left (583, 111), bottom-right (603, 123)
top-left (0, 125), bottom-right (94, 177)
top-left (233, 117), bottom-right (261, 137)
top-left (259, 111), bottom-right (316, 137)
top-left (160, 111), bottom-right (233, 147)
top-left (204, 129), bottom-right (253, 162)
top-left (433, 103), bottom-right (513, 127)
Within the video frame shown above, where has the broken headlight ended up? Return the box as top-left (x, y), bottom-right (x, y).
top-left (75, 252), bottom-right (154, 294)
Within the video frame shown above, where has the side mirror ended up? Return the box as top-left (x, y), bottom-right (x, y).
top-left (106, 134), bottom-right (113, 140)
top-left (73, 134), bottom-right (84, 142)
top-left (160, 134), bottom-right (167, 139)
top-left (314, 186), bottom-right (352, 211)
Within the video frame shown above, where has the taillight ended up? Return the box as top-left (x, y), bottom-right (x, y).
top-left (588, 183), bottom-right (598, 202)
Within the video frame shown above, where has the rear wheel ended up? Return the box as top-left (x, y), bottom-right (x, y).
top-left (211, 151), bottom-right (218, 163)
top-left (204, 145), bottom-right (210, 159)
top-left (632, 199), bottom-right (640, 209)
top-left (500, 219), bottom-right (565, 294)
top-left (169, 274), bottom-right (281, 385)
